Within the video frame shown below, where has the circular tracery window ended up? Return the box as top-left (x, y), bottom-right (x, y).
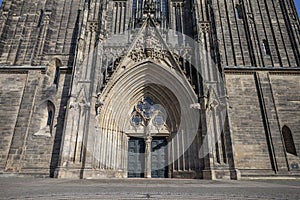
top-left (131, 96), bottom-right (166, 128)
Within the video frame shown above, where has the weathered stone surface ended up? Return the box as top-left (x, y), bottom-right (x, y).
top-left (0, 0), bottom-right (299, 179)
top-left (0, 73), bottom-right (27, 171)
top-left (225, 73), bottom-right (273, 170)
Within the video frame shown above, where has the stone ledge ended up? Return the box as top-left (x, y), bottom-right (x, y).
top-left (0, 172), bottom-right (50, 178)
top-left (239, 169), bottom-right (300, 179)
top-left (172, 170), bottom-right (200, 179)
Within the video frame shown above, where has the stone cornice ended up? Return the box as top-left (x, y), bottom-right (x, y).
top-left (0, 65), bottom-right (72, 74)
top-left (224, 66), bottom-right (300, 75)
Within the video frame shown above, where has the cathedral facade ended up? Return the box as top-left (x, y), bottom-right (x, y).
top-left (0, 0), bottom-right (299, 179)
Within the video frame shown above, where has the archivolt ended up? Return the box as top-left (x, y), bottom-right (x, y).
top-left (98, 60), bottom-right (199, 135)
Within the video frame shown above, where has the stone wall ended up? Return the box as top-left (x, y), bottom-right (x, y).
top-left (0, 72), bottom-right (27, 171)
top-left (226, 72), bottom-right (273, 171)
top-left (21, 71), bottom-right (71, 176)
top-left (212, 0), bottom-right (300, 68)
top-left (0, 67), bottom-right (71, 176)
top-left (0, 0), bottom-right (81, 66)
top-left (226, 70), bottom-right (300, 176)
top-left (270, 72), bottom-right (300, 171)
top-left (0, 0), bottom-right (299, 179)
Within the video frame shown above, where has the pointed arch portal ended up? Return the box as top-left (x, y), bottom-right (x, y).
top-left (56, 13), bottom-right (230, 179)
top-left (93, 60), bottom-right (201, 178)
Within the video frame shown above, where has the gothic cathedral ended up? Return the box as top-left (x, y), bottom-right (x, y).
top-left (0, 0), bottom-right (299, 179)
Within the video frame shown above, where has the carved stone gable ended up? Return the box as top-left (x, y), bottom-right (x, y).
top-left (128, 25), bottom-right (167, 62)
top-left (128, 19), bottom-right (167, 62)
top-left (124, 17), bottom-right (181, 71)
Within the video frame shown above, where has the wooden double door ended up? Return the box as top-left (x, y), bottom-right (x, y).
top-left (128, 137), bottom-right (168, 178)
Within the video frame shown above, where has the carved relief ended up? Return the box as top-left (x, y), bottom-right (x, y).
top-left (128, 26), bottom-right (167, 62)
top-left (89, 22), bottom-right (98, 32)
top-left (199, 22), bottom-right (210, 33)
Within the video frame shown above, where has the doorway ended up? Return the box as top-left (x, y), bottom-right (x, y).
top-left (128, 137), bottom-right (168, 178)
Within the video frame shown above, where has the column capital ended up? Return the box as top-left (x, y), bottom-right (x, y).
top-left (145, 135), bottom-right (152, 143)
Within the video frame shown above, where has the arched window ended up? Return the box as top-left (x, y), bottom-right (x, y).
top-left (262, 39), bottom-right (271, 56)
top-left (46, 101), bottom-right (55, 128)
top-left (132, 0), bottom-right (169, 28)
top-left (48, 58), bottom-right (61, 88)
top-left (235, 4), bottom-right (243, 19)
top-left (37, 9), bottom-right (44, 27)
top-left (282, 125), bottom-right (297, 156)
top-left (175, 4), bottom-right (182, 32)
top-left (53, 66), bottom-right (60, 86)
top-left (47, 110), bottom-right (53, 126)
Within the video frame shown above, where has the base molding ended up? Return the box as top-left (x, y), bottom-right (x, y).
top-left (171, 170), bottom-right (201, 179)
top-left (56, 167), bottom-right (127, 179)
top-left (1, 168), bottom-right (51, 178)
top-left (202, 169), bottom-right (241, 180)
top-left (56, 167), bottom-right (82, 179)
top-left (2, 167), bottom-right (298, 180)
top-left (239, 169), bottom-right (300, 179)
top-left (83, 169), bottom-right (127, 179)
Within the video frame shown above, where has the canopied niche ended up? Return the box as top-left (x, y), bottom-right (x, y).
top-left (34, 100), bottom-right (55, 137)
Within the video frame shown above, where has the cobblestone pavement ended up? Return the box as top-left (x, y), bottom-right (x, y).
top-left (0, 177), bottom-right (300, 199)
